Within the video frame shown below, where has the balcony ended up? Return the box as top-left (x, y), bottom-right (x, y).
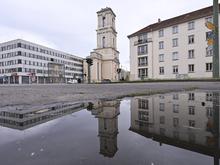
top-left (134, 38), bottom-right (152, 46)
top-left (138, 63), bottom-right (148, 67)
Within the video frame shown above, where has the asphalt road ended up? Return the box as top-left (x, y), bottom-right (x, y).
top-left (0, 82), bottom-right (220, 109)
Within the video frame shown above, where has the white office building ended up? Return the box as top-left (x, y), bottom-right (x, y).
top-left (0, 39), bottom-right (83, 84)
top-left (128, 5), bottom-right (219, 80)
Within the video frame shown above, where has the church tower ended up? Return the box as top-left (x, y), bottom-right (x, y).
top-left (84, 7), bottom-right (120, 82)
top-left (96, 8), bottom-right (117, 51)
top-left (87, 100), bottom-right (120, 157)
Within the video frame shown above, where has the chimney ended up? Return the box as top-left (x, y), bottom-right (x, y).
top-left (158, 18), bottom-right (161, 23)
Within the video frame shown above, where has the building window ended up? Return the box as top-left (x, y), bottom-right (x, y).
top-left (188, 35), bottom-right (194, 44)
top-left (188, 21), bottom-right (195, 30)
top-left (206, 92), bottom-right (213, 101)
top-left (159, 54), bottom-right (164, 62)
top-left (138, 45), bottom-right (148, 55)
top-left (206, 63), bottom-right (212, 72)
top-left (189, 120), bottom-right (195, 127)
top-left (18, 59), bottom-right (22, 64)
top-left (172, 52), bottom-right (178, 61)
top-left (138, 99), bottom-right (149, 109)
top-left (173, 65), bottom-right (178, 74)
top-left (160, 116), bottom-right (165, 124)
top-left (17, 43), bottom-right (21, 47)
top-left (18, 68), bottom-right (22, 72)
top-left (138, 33), bottom-right (148, 43)
top-left (188, 93), bottom-right (195, 101)
top-left (159, 95), bottom-right (165, 99)
top-left (102, 16), bottom-right (106, 27)
top-left (173, 104), bottom-right (179, 113)
top-left (188, 64), bottom-right (195, 73)
top-left (188, 49), bottom-right (195, 59)
top-left (206, 47), bottom-right (213, 56)
top-left (102, 37), bottom-right (106, 48)
top-left (173, 94), bottom-right (179, 100)
top-left (159, 41), bottom-right (164, 49)
top-left (138, 68), bottom-right (148, 78)
top-left (138, 57), bottom-right (148, 66)
top-left (138, 111), bottom-right (149, 121)
top-left (172, 38), bottom-right (178, 47)
top-left (159, 29), bottom-right (164, 37)
top-left (17, 51), bottom-right (21, 56)
top-left (206, 107), bottom-right (213, 117)
top-left (189, 106), bottom-right (195, 115)
top-left (173, 118), bottom-right (179, 127)
top-left (159, 67), bottom-right (164, 75)
top-left (159, 103), bottom-right (165, 111)
top-left (172, 25), bottom-right (178, 34)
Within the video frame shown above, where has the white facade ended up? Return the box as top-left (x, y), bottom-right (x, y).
top-left (0, 103), bottom-right (84, 130)
top-left (84, 7), bottom-right (120, 82)
top-left (130, 91), bottom-right (220, 151)
top-left (0, 39), bottom-right (83, 84)
top-left (128, 6), bottom-right (219, 80)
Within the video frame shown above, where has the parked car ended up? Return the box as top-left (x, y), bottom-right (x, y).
top-left (67, 79), bottom-right (78, 84)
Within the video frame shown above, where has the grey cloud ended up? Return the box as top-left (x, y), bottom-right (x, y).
top-left (0, 0), bottom-right (212, 70)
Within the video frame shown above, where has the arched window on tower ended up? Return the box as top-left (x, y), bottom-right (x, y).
top-left (102, 37), bottom-right (106, 48)
top-left (112, 18), bottom-right (115, 28)
top-left (102, 17), bottom-right (106, 27)
top-left (113, 38), bottom-right (115, 47)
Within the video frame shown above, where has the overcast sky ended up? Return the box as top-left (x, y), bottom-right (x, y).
top-left (0, 0), bottom-right (212, 70)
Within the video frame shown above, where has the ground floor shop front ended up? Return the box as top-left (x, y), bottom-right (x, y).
top-left (0, 75), bottom-right (80, 84)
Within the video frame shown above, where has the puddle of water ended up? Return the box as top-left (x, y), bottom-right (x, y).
top-left (0, 90), bottom-right (219, 165)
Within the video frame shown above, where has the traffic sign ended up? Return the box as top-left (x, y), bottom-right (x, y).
top-left (207, 45), bottom-right (213, 51)
top-left (205, 21), bottom-right (216, 30)
top-left (207, 38), bottom-right (214, 46)
top-left (207, 31), bottom-right (215, 40)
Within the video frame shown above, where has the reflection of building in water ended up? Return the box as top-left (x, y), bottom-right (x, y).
top-left (130, 91), bottom-right (220, 164)
top-left (0, 103), bottom-right (84, 130)
top-left (88, 100), bottom-right (120, 158)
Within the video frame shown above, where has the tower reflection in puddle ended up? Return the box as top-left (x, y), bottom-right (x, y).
top-left (130, 91), bottom-right (220, 165)
top-left (87, 100), bottom-right (120, 158)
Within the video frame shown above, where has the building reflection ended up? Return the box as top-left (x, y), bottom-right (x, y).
top-left (130, 91), bottom-right (220, 165)
top-left (87, 100), bottom-right (120, 158)
top-left (0, 103), bottom-right (85, 130)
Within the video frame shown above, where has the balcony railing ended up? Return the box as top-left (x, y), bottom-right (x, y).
top-left (134, 38), bottom-right (152, 46)
top-left (138, 63), bottom-right (148, 67)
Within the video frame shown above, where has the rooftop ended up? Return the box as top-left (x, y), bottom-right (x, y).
top-left (0, 39), bottom-right (83, 60)
top-left (128, 5), bottom-right (218, 38)
top-left (97, 7), bottom-right (116, 17)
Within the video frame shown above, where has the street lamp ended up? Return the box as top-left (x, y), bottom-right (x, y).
top-left (116, 68), bottom-right (121, 81)
top-left (86, 58), bottom-right (93, 83)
